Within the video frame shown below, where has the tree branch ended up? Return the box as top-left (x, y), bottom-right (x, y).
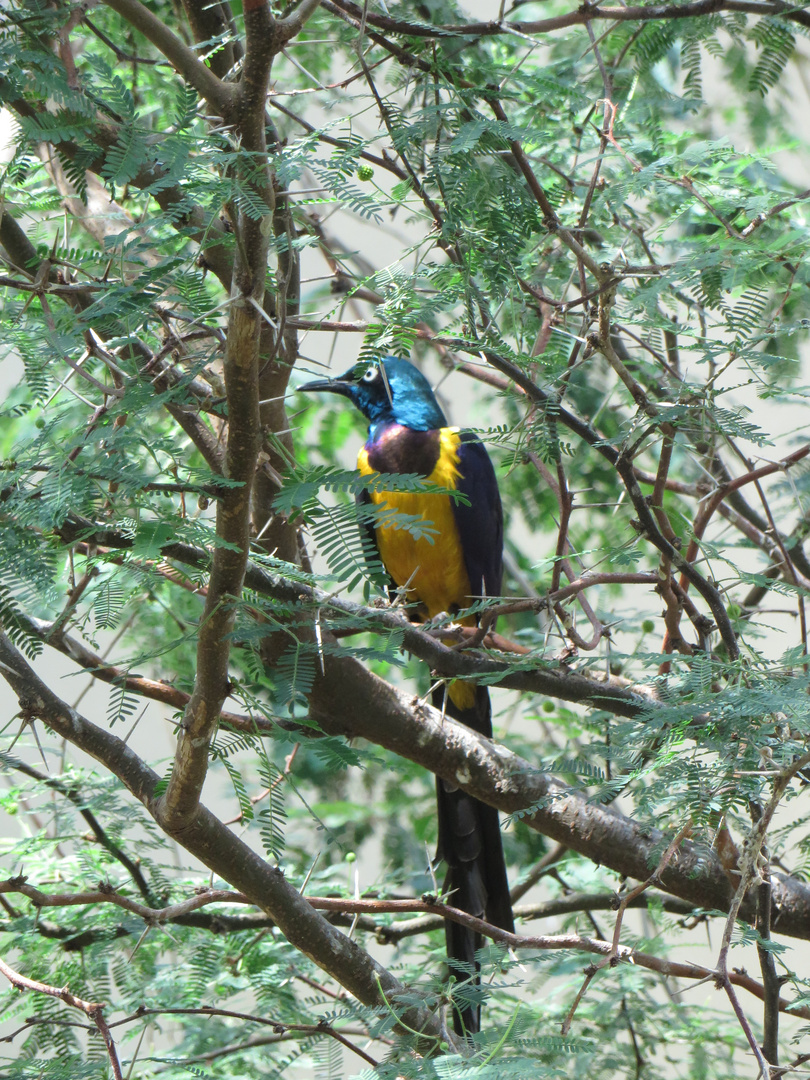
top-left (323, 0), bottom-right (810, 38)
top-left (0, 956), bottom-right (123, 1080)
top-left (101, 0), bottom-right (233, 114)
top-left (158, 0), bottom-right (282, 827)
top-left (0, 630), bottom-right (452, 1049)
top-left (0, 755), bottom-right (156, 904)
top-left (17, 613), bottom-right (277, 736)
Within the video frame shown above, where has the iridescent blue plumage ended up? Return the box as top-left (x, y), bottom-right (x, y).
top-left (300, 357), bottom-right (513, 1035)
top-left (304, 356), bottom-right (447, 434)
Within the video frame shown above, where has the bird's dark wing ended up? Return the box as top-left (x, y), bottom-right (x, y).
top-left (441, 432), bottom-right (511, 1034)
top-left (451, 433), bottom-right (503, 604)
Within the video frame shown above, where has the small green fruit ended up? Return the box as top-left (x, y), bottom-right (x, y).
top-left (641, 619), bottom-right (655, 634)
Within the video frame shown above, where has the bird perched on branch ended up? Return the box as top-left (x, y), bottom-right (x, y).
top-left (300, 356), bottom-right (513, 1035)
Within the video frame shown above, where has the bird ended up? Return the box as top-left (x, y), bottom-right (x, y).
top-left (300, 356), bottom-right (514, 1035)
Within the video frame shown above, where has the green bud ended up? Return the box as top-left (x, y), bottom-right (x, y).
top-left (356, 165), bottom-right (374, 182)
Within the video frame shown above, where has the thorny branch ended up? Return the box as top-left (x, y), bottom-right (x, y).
top-left (562, 821), bottom-right (691, 1033)
top-left (1, 880), bottom-right (806, 1029)
top-left (323, 0), bottom-right (810, 39)
top-left (0, 956), bottom-right (123, 1080)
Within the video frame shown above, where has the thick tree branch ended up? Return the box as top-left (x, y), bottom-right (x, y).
top-left (277, 0), bottom-right (322, 39)
top-left (179, 0), bottom-right (241, 80)
top-left (226, 627), bottom-right (810, 939)
top-left (181, 544), bottom-right (659, 716)
top-left (101, 0), bottom-right (233, 114)
top-left (0, 631), bottom-right (450, 1048)
top-left (159, 0), bottom-right (285, 827)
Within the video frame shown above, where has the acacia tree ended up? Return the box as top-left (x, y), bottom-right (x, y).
top-left (2, 0), bottom-right (810, 1074)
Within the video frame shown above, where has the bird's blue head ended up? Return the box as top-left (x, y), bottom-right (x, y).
top-left (299, 356), bottom-right (448, 434)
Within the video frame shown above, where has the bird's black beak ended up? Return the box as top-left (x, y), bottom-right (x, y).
top-left (298, 370), bottom-right (356, 397)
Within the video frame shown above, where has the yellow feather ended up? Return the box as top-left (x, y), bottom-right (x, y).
top-left (358, 428), bottom-right (472, 619)
top-left (359, 429), bottom-right (478, 711)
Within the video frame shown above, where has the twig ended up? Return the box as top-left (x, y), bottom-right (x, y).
top-left (510, 844), bottom-right (568, 903)
top-left (0, 956), bottom-right (123, 1080)
top-left (679, 447), bottom-right (810, 595)
top-left (610, 823), bottom-right (692, 956)
top-left (562, 823), bottom-right (691, 1032)
top-left (323, 0), bottom-right (810, 40)
top-left (715, 752), bottom-right (810, 1076)
top-left (112, 1005), bottom-right (378, 1067)
top-left (223, 743), bottom-right (300, 825)
top-left (17, 614), bottom-right (270, 735)
top-left (1, 755), bottom-right (156, 904)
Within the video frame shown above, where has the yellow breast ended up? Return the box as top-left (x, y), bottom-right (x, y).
top-left (358, 428), bottom-right (472, 620)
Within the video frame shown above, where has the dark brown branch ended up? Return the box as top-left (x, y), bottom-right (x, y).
top-left (439, 336), bottom-right (740, 658)
top-left (741, 187), bottom-right (810, 237)
top-left (18, 613), bottom-right (277, 735)
top-left (488, 96), bottom-right (604, 281)
top-left (101, 0), bottom-right (233, 113)
top-left (268, 97), bottom-right (407, 178)
top-left (680, 447), bottom-right (810, 592)
top-left (368, 889), bottom-right (697, 941)
top-left (757, 869), bottom-right (780, 1067)
top-left (3, 525), bottom-right (683, 720)
top-left (188, 544), bottom-right (661, 716)
top-left (323, 0), bottom-right (810, 39)
top-left (714, 754), bottom-right (810, 1073)
top-left (0, 957), bottom-right (123, 1080)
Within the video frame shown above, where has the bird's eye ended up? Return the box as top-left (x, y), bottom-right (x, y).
top-left (362, 366), bottom-right (379, 383)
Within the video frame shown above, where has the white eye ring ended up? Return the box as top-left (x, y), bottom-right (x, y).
top-left (362, 365), bottom-right (379, 383)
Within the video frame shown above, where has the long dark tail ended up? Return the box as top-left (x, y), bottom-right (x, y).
top-left (433, 682), bottom-right (513, 1036)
